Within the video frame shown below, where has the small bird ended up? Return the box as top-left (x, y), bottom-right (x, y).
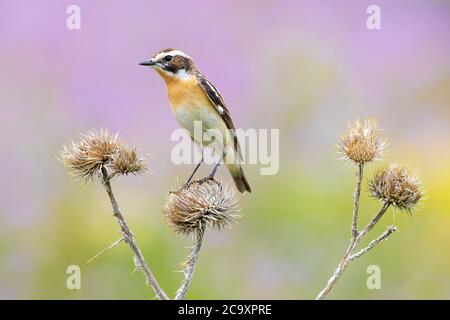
top-left (140, 48), bottom-right (251, 193)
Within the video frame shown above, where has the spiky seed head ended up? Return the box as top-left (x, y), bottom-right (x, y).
top-left (368, 163), bottom-right (423, 212)
top-left (61, 130), bottom-right (147, 182)
top-left (339, 118), bottom-right (386, 164)
top-left (163, 179), bottom-right (240, 236)
top-left (60, 130), bottom-right (119, 181)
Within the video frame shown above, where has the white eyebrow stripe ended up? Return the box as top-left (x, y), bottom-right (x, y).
top-left (154, 50), bottom-right (191, 61)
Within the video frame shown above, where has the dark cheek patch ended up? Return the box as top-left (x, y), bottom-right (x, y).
top-left (173, 56), bottom-right (191, 72)
top-left (163, 56), bottom-right (191, 74)
top-left (164, 63), bottom-right (177, 73)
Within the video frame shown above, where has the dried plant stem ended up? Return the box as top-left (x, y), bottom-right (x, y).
top-left (316, 199), bottom-right (392, 300)
top-left (352, 163), bottom-right (364, 238)
top-left (99, 167), bottom-right (169, 300)
top-left (175, 231), bottom-right (204, 300)
top-left (315, 163), bottom-right (365, 299)
top-left (358, 202), bottom-right (390, 240)
top-left (349, 225), bottom-right (397, 261)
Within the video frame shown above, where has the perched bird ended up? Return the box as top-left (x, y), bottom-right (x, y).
top-left (140, 48), bottom-right (251, 193)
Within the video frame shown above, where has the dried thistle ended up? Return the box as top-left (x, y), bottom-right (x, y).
top-left (61, 130), bottom-right (120, 181)
top-left (61, 129), bottom-right (146, 182)
top-left (339, 118), bottom-right (385, 163)
top-left (368, 163), bottom-right (423, 212)
top-left (164, 180), bottom-right (240, 236)
top-left (317, 118), bottom-right (424, 300)
top-left (60, 129), bottom-right (166, 299)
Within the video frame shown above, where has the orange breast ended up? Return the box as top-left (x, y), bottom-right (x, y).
top-left (157, 70), bottom-right (211, 111)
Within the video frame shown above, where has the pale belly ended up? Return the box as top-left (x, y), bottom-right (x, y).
top-left (173, 103), bottom-right (230, 148)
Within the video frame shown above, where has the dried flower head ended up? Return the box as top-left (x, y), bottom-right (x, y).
top-left (368, 163), bottom-right (423, 212)
top-left (61, 130), bottom-right (146, 181)
top-left (339, 118), bottom-right (386, 163)
top-left (164, 179), bottom-right (240, 236)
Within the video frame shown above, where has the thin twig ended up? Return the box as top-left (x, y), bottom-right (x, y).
top-left (316, 200), bottom-right (392, 300)
top-left (87, 237), bottom-right (124, 264)
top-left (349, 226), bottom-right (397, 261)
top-left (99, 166), bottom-right (169, 300)
top-left (175, 231), bottom-right (204, 300)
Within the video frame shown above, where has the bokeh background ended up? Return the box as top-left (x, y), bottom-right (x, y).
top-left (0, 0), bottom-right (449, 299)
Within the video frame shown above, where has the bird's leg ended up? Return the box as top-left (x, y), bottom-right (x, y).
top-left (184, 155), bottom-right (204, 187)
top-left (203, 152), bottom-right (224, 181)
top-left (208, 157), bottom-right (222, 179)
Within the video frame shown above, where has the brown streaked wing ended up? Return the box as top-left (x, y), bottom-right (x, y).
top-left (196, 73), bottom-right (242, 159)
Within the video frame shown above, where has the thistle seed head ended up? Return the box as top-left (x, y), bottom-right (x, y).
top-left (368, 163), bottom-right (423, 212)
top-left (339, 118), bottom-right (386, 164)
top-left (164, 179), bottom-right (240, 236)
top-left (61, 130), bottom-right (146, 182)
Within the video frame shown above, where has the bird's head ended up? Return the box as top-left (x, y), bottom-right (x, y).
top-left (139, 48), bottom-right (196, 80)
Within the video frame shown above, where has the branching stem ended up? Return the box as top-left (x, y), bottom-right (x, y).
top-left (350, 226), bottom-right (397, 261)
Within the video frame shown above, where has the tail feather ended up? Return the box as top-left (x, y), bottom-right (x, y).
top-left (230, 165), bottom-right (251, 193)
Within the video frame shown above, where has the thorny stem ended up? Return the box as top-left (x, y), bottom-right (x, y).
top-left (316, 200), bottom-right (392, 300)
top-left (99, 167), bottom-right (169, 300)
top-left (175, 231), bottom-right (205, 300)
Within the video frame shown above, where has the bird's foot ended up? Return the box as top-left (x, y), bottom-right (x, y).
top-left (197, 174), bottom-right (215, 184)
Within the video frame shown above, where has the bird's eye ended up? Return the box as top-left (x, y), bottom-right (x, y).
top-left (164, 55), bottom-right (173, 62)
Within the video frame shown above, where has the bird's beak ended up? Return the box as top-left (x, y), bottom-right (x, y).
top-left (139, 59), bottom-right (156, 67)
